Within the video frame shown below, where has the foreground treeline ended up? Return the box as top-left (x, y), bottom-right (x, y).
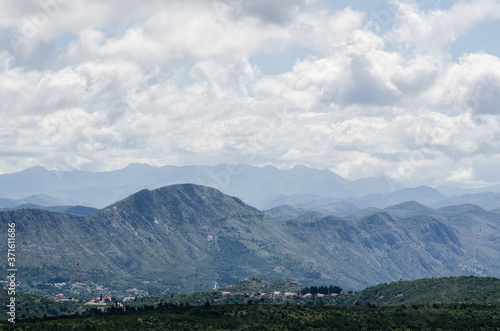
top-left (0, 289), bottom-right (82, 320)
top-left (2, 275), bottom-right (500, 323)
top-left (129, 276), bottom-right (500, 308)
top-left (2, 303), bottom-right (499, 330)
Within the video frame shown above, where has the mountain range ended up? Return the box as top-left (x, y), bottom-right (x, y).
top-left (2, 164), bottom-right (500, 213)
top-left (1, 183), bottom-right (499, 295)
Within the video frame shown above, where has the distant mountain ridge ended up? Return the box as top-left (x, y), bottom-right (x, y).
top-left (0, 194), bottom-right (64, 208)
top-left (0, 164), bottom-right (398, 209)
top-left (1, 184), bottom-right (499, 296)
top-left (2, 164), bottom-right (500, 212)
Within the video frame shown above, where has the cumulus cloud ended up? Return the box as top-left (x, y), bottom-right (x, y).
top-left (0, 0), bottom-right (500, 188)
top-left (390, 0), bottom-right (500, 53)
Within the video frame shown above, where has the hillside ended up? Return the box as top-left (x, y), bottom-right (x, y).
top-left (1, 184), bottom-right (499, 296)
top-left (4, 275), bottom-right (500, 322)
top-left (0, 184), bottom-right (286, 294)
top-left (4, 276), bottom-right (500, 330)
top-left (340, 276), bottom-right (500, 306)
top-left (220, 275), bottom-right (305, 294)
top-left (0, 289), bottom-right (81, 320)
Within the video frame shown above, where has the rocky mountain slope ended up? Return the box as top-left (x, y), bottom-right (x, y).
top-left (1, 184), bottom-right (499, 295)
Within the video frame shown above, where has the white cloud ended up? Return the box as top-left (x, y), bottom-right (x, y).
top-left (0, 0), bottom-right (500, 189)
top-left (390, 0), bottom-right (500, 53)
top-left (426, 52), bottom-right (500, 115)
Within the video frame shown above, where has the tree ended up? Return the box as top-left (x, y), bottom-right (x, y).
top-left (331, 286), bottom-right (343, 294)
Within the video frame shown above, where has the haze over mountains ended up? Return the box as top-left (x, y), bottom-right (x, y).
top-left (2, 164), bottom-right (500, 213)
top-left (2, 163), bottom-right (499, 294)
top-left (1, 183), bottom-right (499, 295)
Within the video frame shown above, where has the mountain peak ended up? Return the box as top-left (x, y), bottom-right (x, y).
top-left (385, 200), bottom-right (433, 211)
top-left (439, 203), bottom-right (487, 214)
top-left (107, 183), bottom-right (262, 223)
top-left (20, 166), bottom-right (48, 174)
top-left (383, 200), bottom-right (437, 218)
top-left (123, 163), bottom-right (156, 170)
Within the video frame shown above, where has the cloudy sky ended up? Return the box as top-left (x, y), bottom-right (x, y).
top-left (1, 0), bottom-right (500, 187)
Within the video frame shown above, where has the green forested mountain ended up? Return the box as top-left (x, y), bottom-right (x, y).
top-left (1, 184), bottom-right (499, 296)
top-left (339, 276), bottom-right (500, 306)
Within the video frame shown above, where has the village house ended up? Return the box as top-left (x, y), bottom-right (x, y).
top-left (122, 297), bottom-right (136, 302)
top-left (72, 282), bottom-right (87, 288)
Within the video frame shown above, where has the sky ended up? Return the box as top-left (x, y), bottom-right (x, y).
top-left (1, 0), bottom-right (500, 188)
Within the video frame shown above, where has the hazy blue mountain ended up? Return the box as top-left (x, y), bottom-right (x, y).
top-left (350, 176), bottom-right (401, 196)
top-left (0, 194), bottom-right (64, 208)
top-left (263, 195), bottom-right (360, 216)
top-left (18, 194), bottom-right (65, 206)
top-left (0, 198), bottom-right (17, 208)
top-left (63, 206), bottom-right (99, 215)
top-left (263, 194), bottom-right (336, 210)
top-left (437, 183), bottom-right (500, 196)
top-left (347, 186), bottom-right (447, 209)
top-left (3, 164), bottom-right (500, 213)
top-left (383, 201), bottom-right (441, 218)
top-left (264, 204), bottom-right (315, 221)
top-left (0, 164), bottom-right (399, 209)
top-left (346, 207), bottom-right (383, 218)
top-left (319, 201), bottom-right (360, 216)
top-left (1, 184), bottom-right (499, 296)
top-left (432, 192), bottom-right (500, 210)
top-left (9, 204), bottom-right (98, 216)
top-left (0, 195), bottom-right (97, 216)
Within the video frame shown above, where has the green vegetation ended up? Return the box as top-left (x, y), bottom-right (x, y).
top-left (0, 289), bottom-right (82, 321)
top-left (119, 276), bottom-right (500, 310)
top-left (3, 303), bottom-right (499, 330)
top-left (220, 275), bottom-right (305, 294)
top-left (2, 276), bottom-right (500, 329)
top-left (338, 276), bottom-right (500, 306)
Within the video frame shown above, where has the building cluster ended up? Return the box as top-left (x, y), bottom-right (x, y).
top-left (53, 293), bottom-right (79, 301)
top-left (126, 288), bottom-right (148, 296)
top-left (222, 291), bottom-right (298, 298)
